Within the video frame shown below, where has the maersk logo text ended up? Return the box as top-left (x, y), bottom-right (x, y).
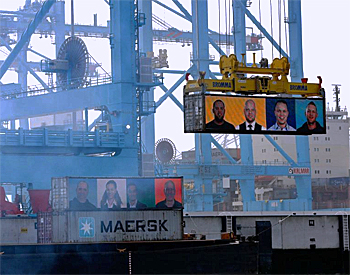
top-left (101, 219), bottom-right (168, 233)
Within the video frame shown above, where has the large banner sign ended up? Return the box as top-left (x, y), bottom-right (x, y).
top-left (67, 177), bottom-right (183, 211)
top-left (184, 94), bottom-right (326, 135)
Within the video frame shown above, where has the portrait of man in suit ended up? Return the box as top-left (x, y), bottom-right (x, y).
top-left (236, 99), bottom-right (265, 132)
top-left (127, 183), bottom-right (147, 209)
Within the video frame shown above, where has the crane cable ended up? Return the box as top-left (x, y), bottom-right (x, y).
top-left (228, 0), bottom-right (232, 53)
top-left (283, 0), bottom-right (289, 57)
top-left (218, 0), bottom-right (221, 48)
top-left (225, 0), bottom-right (228, 54)
top-left (278, 0), bottom-right (282, 57)
top-left (232, 0), bottom-right (236, 55)
top-left (270, 0), bottom-right (274, 60)
top-left (258, 0), bottom-right (263, 59)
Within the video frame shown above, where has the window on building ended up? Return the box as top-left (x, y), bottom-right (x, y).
top-left (339, 126), bottom-right (341, 130)
top-left (261, 138), bottom-right (264, 142)
top-left (273, 136), bottom-right (278, 140)
top-left (327, 126), bottom-right (330, 130)
top-left (262, 149), bottom-right (266, 153)
top-left (274, 148), bottom-right (278, 152)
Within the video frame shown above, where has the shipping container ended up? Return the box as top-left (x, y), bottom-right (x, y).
top-left (51, 176), bottom-right (184, 211)
top-left (51, 177), bottom-right (69, 211)
top-left (52, 209), bottom-right (183, 243)
top-left (184, 93), bottom-right (326, 135)
top-left (0, 216), bottom-right (37, 244)
top-left (37, 211), bottom-right (52, 243)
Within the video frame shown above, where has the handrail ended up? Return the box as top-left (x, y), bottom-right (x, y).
top-left (0, 73), bottom-right (113, 100)
top-left (0, 129), bottom-right (125, 148)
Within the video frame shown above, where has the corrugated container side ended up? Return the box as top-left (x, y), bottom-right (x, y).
top-left (51, 177), bottom-right (68, 210)
top-left (52, 211), bottom-right (68, 243)
top-left (0, 217), bottom-right (37, 244)
top-left (53, 209), bottom-right (183, 243)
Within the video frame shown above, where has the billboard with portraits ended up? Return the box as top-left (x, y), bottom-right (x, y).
top-left (184, 94), bottom-right (326, 135)
top-left (67, 177), bottom-right (183, 211)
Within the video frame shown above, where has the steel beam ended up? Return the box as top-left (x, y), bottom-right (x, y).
top-left (191, 0), bottom-right (213, 212)
top-left (159, 84), bottom-right (184, 111)
top-left (264, 135), bottom-right (297, 166)
top-left (155, 68), bottom-right (192, 108)
top-left (288, 0), bottom-right (311, 208)
top-left (0, 0), bottom-right (56, 80)
top-left (140, 0), bottom-right (156, 155)
top-left (0, 84), bottom-right (116, 121)
top-left (0, 37), bottom-right (49, 90)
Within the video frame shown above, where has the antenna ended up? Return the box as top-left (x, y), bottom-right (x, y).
top-left (332, 84), bottom-right (341, 112)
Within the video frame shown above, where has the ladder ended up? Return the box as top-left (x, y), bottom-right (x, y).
top-left (226, 216), bottom-right (233, 232)
top-left (343, 214), bottom-right (349, 251)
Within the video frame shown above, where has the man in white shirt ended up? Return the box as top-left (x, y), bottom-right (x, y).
top-left (268, 99), bottom-right (296, 131)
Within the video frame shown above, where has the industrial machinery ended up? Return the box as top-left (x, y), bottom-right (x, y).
top-left (41, 36), bottom-right (89, 89)
top-left (0, 186), bottom-right (21, 216)
top-left (183, 53), bottom-right (326, 135)
top-left (0, 0), bottom-right (330, 212)
top-left (184, 53), bottom-right (324, 97)
top-left (155, 138), bottom-right (176, 164)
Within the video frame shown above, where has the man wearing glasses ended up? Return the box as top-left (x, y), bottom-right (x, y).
top-left (156, 180), bottom-right (182, 209)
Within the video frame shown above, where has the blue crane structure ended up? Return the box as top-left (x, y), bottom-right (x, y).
top-left (0, 0), bottom-right (312, 211)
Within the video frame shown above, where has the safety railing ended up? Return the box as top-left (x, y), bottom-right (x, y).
top-left (0, 129), bottom-right (125, 148)
top-left (0, 73), bottom-right (113, 100)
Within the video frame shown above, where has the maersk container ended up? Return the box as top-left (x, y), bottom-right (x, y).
top-left (52, 209), bottom-right (183, 243)
top-left (51, 176), bottom-right (183, 211)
